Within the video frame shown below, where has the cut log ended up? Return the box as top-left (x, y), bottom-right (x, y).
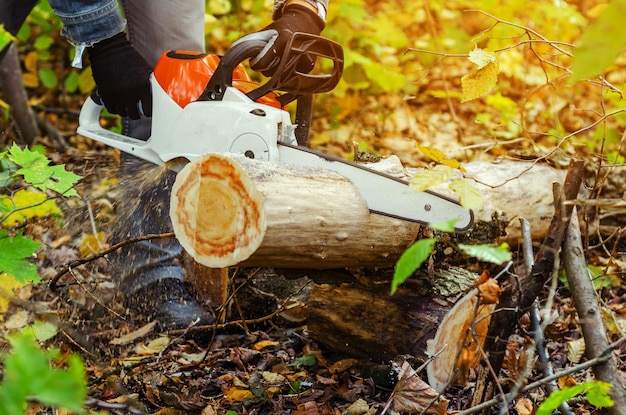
top-left (170, 153), bottom-right (420, 269)
top-left (170, 153), bottom-right (267, 268)
top-left (306, 267), bottom-right (481, 362)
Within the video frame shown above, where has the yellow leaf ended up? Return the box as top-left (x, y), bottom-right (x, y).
top-left (416, 144), bottom-right (465, 171)
top-left (448, 179), bottom-right (483, 210)
top-left (78, 67), bottom-right (96, 94)
top-left (0, 273), bottom-right (27, 317)
top-left (24, 51), bottom-right (38, 73)
top-left (461, 61), bottom-right (499, 102)
top-left (222, 386), bottom-right (253, 402)
top-left (409, 165), bottom-right (454, 193)
top-left (0, 190), bottom-right (62, 227)
top-left (79, 232), bottom-right (106, 257)
top-left (252, 340), bottom-right (279, 350)
top-left (22, 72), bottom-right (39, 88)
top-left (135, 336), bottom-right (170, 355)
top-left (468, 48), bottom-right (497, 69)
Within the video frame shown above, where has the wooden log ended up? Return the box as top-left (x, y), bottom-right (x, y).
top-left (170, 153), bottom-right (420, 269)
top-left (306, 267), bottom-right (481, 363)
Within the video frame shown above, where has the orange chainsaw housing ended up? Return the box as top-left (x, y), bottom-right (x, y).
top-left (153, 50), bottom-right (282, 109)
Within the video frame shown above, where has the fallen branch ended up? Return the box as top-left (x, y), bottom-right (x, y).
top-left (563, 209), bottom-right (626, 414)
top-left (50, 232), bottom-right (176, 291)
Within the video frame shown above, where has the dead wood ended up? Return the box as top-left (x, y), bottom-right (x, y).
top-left (0, 42), bottom-right (39, 145)
top-left (563, 210), bottom-right (626, 414)
top-left (306, 267), bottom-right (480, 363)
top-left (463, 159), bottom-right (585, 414)
top-left (170, 153), bottom-right (420, 269)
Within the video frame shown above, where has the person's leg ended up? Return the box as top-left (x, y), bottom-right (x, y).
top-left (108, 0), bottom-right (210, 329)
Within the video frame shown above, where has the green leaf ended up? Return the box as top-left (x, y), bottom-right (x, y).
top-left (7, 144), bottom-right (81, 197)
top-left (288, 354), bottom-right (317, 367)
top-left (38, 67), bottom-right (58, 88)
top-left (458, 242), bottom-right (512, 265)
top-left (64, 71), bottom-right (79, 93)
top-left (27, 320), bottom-right (58, 342)
top-left (392, 238), bottom-right (437, 295)
top-left (33, 34), bottom-right (53, 51)
top-left (537, 381), bottom-right (614, 415)
top-left (429, 219), bottom-right (459, 233)
top-left (0, 230), bottom-right (41, 284)
top-left (0, 24), bottom-right (15, 52)
top-left (571, 0), bottom-right (626, 82)
top-left (0, 332), bottom-right (87, 415)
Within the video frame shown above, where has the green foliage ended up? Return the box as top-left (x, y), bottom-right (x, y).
top-left (537, 381), bottom-right (614, 415)
top-left (571, 0), bottom-right (626, 82)
top-left (391, 238), bottom-right (437, 295)
top-left (0, 230), bottom-right (41, 283)
top-left (288, 354), bottom-right (317, 367)
top-left (392, 236), bottom-right (512, 294)
top-left (559, 264), bottom-right (620, 292)
top-left (458, 243), bottom-right (512, 265)
top-left (0, 145), bottom-right (81, 284)
top-left (0, 331), bottom-right (87, 415)
top-left (5, 143), bottom-right (81, 197)
top-left (0, 23), bottom-right (15, 52)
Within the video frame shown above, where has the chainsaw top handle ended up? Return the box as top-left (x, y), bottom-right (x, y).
top-left (199, 33), bottom-right (343, 106)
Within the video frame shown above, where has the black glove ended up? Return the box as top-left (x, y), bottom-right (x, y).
top-left (250, 4), bottom-right (324, 76)
top-left (87, 32), bottom-right (153, 119)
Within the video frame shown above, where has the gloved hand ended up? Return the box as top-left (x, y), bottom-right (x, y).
top-left (248, 4), bottom-right (325, 76)
top-left (87, 32), bottom-right (153, 119)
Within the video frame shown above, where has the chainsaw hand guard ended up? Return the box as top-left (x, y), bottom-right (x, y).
top-left (200, 32), bottom-right (343, 106)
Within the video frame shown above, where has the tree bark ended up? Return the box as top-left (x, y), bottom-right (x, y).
top-left (0, 42), bottom-right (39, 145)
top-left (306, 267), bottom-right (481, 363)
top-left (170, 153), bottom-right (420, 269)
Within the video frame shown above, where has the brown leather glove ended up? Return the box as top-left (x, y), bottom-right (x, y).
top-left (248, 4), bottom-right (325, 76)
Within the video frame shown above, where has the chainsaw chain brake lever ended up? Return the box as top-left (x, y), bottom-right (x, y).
top-left (199, 33), bottom-right (343, 105)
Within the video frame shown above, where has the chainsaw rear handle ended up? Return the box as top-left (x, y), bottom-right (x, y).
top-left (77, 93), bottom-right (164, 165)
top-left (200, 32), bottom-right (343, 106)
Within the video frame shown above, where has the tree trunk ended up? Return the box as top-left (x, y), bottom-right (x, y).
top-left (0, 42), bottom-right (39, 144)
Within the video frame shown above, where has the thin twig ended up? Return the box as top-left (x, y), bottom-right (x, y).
top-left (50, 232), bottom-right (176, 291)
top-left (457, 335), bottom-right (626, 415)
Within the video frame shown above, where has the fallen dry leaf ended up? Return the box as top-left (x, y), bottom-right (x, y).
top-left (390, 362), bottom-right (448, 415)
top-left (110, 321), bottom-right (157, 345)
top-left (514, 397), bottom-right (534, 415)
top-left (253, 339), bottom-right (279, 350)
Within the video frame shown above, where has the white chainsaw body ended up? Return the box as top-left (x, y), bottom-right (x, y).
top-left (78, 75), bottom-right (296, 166)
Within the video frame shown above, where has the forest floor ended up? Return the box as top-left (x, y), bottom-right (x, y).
top-left (2, 45), bottom-right (626, 414)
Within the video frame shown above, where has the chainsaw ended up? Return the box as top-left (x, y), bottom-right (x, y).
top-left (77, 33), bottom-right (474, 231)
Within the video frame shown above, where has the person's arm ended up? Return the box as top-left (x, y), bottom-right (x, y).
top-left (47, 0), bottom-right (152, 119)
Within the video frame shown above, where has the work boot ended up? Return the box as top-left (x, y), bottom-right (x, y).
top-left (108, 117), bottom-right (213, 332)
top-left (123, 278), bottom-right (213, 330)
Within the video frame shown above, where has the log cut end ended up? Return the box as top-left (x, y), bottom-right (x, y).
top-left (170, 153), bottom-right (266, 268)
